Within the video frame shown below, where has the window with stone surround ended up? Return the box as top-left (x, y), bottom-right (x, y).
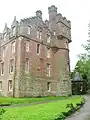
top-left (26, 41), bottom-right (29, 52)
top-left (0, 81), bottom-right (2, 91)
top-left (47, 82), bottom-right (51, 91)
top-left (64, 41), bottom-right (68, 49)
top-left (46, 63), bottom-right (50, 76)
top-left (28, 26), bottom-right (31, 34)
top-left (10, 59), bottom-right (14, 73)
top-left (37, 44), bottom-right (40, 55)
top-left (54, 31), bottom-right (56, 35)
top-left (67, 62), bottom-right (70, 72)
top-left (1, 62), bottom-right (4, 75)
top-left (12, 26), bottom-right (16, 35)
top-left (2, 46), bottom-right (5, 57)
top-left (46, 47), bottom-right (50, 58)
top-left (12, 41), bottom-right (15, 53)
top-left (3, 32), bottom-right (6, 41)
top-left (8, 80), bottom-right (12, 91)
top-left (37, 31), bottom-right (42, 39)
top-left (25, 58), bottom-right (29, 72)
top-left (47, 34), bottom-right (50, 43)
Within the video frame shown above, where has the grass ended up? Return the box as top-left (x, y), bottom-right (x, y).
top-left (0, 96), bottom-right (66, 105)
top-left (1, 96), bottom-right (84, 120)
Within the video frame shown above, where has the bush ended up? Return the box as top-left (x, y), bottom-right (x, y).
top-left (0, 108), bottom-right (5, 115)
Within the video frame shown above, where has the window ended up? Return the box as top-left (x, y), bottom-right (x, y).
top-left (64, 42), bottom-right (68, 49)
top-left (47, 35), bottom-right (50, 43)
top-left (8, 80), bottom-right (12, 91)
top-left (25, 58), bottom-right (29, 72)
top-left (37, 31), bottom-right (39, 38)
top-left (26, 41), bottom-right (29, 52)
top-left (39, 32), bottom-right (42, 39)
top-left (47, 82), bottom-right (51, 91)
top-left (37, 31), bottom-right (42, 39)
top-left (46, 63), bottom-right (50, 76)
top-left (0, 81), bottom-right (2, 91)
top-left (3, 33), bottom-right (6, 41)
top-left (28, 26), bottom-right (31, 34)
top-left (10, 59), bottom-right (14, 73)
top-left (2, 46), bottom-right (5, 57)
top-left (37, 44), bottom-right (40, 54)
top-left (1, 62), bottom-right (4, 75)
top-left (46, 47), bottom-right (50, 58)
top-left (67, 63), bottom-right (70, 72)
top-left (62, 26), bottom-right (65, 34)
top-left (12, 26), bottom-right (16, 35)
top-left (54, 31), bottom-right (56, 35)
top-left (12, 41), bottom-right (15, 53)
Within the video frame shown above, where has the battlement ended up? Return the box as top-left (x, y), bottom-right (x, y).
top-left (56, 13), bottom-right (71, 28)
top-left (48, 5), bottom-right (57, 13)
top-left (0, 5), bottom-right (71, 40)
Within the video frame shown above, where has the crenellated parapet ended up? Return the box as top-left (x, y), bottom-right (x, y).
top-left (56, 13), bottom-right (71, 28)
top-left (0, 5), bottom-right (71, 44)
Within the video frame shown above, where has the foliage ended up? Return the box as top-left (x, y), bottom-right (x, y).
top-left (72, 33), bottom-right (90, 89)
top-left (0, 96), bottom-right (66, 106)
top-left (0, 108), bottom-right (5, 115)
top-left (1, 96), bottom-right (84, 120)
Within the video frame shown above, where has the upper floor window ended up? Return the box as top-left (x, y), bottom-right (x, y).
top-left (1, 62), bottom-right (4, 75)
top-left (3, 33), bottom-right (6, 41)
top-left (37, 44), bottom-right (40, 55)
top-left (62, 26), bottom-right (65, 34)
top-left (12, 41), bottom-right (15, 53)
top-left (46, 63), bottom-right (50, 76)
top-left (54, 31), bottom-right (56, 36)
top-left (46, 47), bottom-right (50, 58)
top-left (10, 59), bottom-right (14, 73)
top-left (12, 26), bottom-right (16, 35)
top-left (8, 80), bottom-right (12, 91)
top-left (2, 46), bottom-right (5, 57)
top-left (47, 35), bottom-right (50, 43)
top-left (37, 31), bottom-right (42, 39)
top-left (64, 41), bottom-right (68, 49)
top-left (0, 81), bottom-right (2, 91)
top-left (25, 58), bottom-right (29, 72)
top-left (28, 26), bottom-right (31, 34)
top-left (26, 41), bottom-right (29, 52)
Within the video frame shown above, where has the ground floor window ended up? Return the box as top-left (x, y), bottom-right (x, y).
top-left (8, 80), bottom-right (12, 91)
top-left (47, 82), bottom-right (51, 91)
top-left (0, 81), bottom-right (2, 91)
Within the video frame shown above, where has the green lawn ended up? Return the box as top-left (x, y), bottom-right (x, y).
top-left (0, 96), bottom-right (67, 105)
top-left (1, 96), bottom-right (84, 120)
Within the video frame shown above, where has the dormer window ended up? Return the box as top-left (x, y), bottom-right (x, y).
top-left (37, 31), bottom-right (42, 39)
top-left (12, 26), bottom-right (16, 35)
top-left (28, 26), bottom-right (31, 34)
top-left (47, 34), bottom-right (50, 43)
top-left (3, 33), bottom-right (6, 41)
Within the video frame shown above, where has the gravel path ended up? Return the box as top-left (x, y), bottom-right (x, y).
top-left (66, 95), bottom-right (90, 120)
top-left (2, 98), bottom-right (63, 108)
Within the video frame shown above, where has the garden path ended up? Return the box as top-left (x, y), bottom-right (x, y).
top-left (66, 95), bottom-right (90, 120)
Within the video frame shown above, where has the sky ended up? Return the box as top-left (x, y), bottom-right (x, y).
top-left (0, 0), bottom-right (89, 71)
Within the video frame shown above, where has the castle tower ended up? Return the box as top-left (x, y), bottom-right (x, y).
top-left (48, 5), bottom-right (57, 32)
top-left (48, 5), bottom-right (72, 96)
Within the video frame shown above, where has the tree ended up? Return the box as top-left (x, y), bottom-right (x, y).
top-left (72, 22), bottom-right (90, 88)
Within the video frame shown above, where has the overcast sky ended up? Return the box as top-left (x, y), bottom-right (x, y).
top-left (0, 0), bottom-right (89, 71)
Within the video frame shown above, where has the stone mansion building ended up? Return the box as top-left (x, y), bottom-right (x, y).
top-left (0, 5), bottom-right (72, 97)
